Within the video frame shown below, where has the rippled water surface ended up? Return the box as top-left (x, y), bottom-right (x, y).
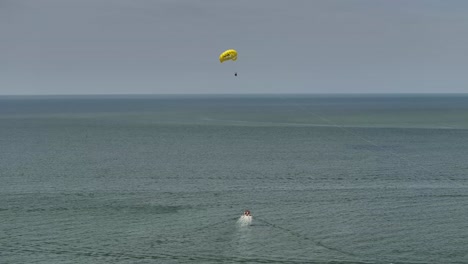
top-left (1, 95), bottom-right (467, 263)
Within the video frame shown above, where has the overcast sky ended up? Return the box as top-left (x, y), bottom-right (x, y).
top-left (2, 0), bottom-right (468, 95)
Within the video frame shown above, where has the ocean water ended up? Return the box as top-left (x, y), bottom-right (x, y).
top-left (1, 94), bottom-right (467, 263)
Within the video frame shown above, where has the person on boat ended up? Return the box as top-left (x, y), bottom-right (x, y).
top-left (244, 210), bottom-right (251, 216)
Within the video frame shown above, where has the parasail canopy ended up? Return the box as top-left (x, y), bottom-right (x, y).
top-left (219, 49), bottom-right (238, 63)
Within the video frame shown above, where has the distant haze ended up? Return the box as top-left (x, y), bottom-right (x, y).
top-left (2, 0), bottom-right (468, 95)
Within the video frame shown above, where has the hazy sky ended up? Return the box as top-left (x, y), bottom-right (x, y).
top-left (2, 0), bottom-right (468, 95)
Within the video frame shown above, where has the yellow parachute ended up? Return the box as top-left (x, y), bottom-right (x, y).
top-left (219, 49), bottom-right (237, 63)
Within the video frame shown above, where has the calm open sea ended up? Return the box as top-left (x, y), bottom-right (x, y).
top-left (1, 94), bottom-right (467, 263)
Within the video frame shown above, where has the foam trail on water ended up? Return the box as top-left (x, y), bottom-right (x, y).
top-left (237, 215), bottom-right (252, 227)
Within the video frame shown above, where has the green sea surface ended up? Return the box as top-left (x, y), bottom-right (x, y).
top-left (1, 94), bottom-right (467, 263)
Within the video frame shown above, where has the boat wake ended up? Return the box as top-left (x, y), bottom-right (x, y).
top-left (237, 215), bottom-right (252, 227)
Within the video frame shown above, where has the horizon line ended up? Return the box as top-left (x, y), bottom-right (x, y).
top-left (1, 92), bottom-right (468, 97)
